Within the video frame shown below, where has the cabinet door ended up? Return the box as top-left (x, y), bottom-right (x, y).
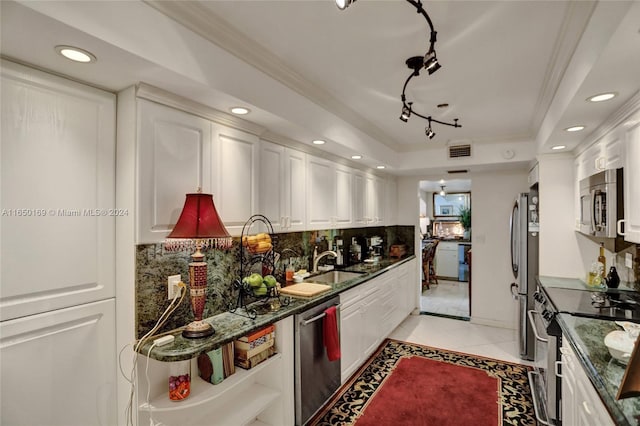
top-left (335, 165), bottom-right (354, 228)
top-left (361, 286), bottom-right (382, 357)
top-left (212, 123), bottom-right (259, 236)
top-left (374, 176), bottom-right (386, 225)
top-left (365, 174), bottom-right (376, 226)
top-left (353, 171), bottom-right (367, 226)
top-left (307, 156), bottom-right (335, 230)
top-left (435, 243), bottom-right (459, 278)
top-left (623, 115), bottom-right (640, 243)
top-left (340, 304), bottom-right (363, 383)
top-left (386, 177), bottom-right (398, 226)
top-left (285, 148), bottom-right (307, 231)
top-left (561, 350), bottom-right (577, 426)
top-left (1, 61), bottom-right (116, 320)
top-left (137, 99), bottom-right (212, 243)
top-left (259, 141), bottom-right (286, 232)
top-left (1, 299), bottom-right (117, 426)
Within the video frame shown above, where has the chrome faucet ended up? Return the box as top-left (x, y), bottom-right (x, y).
top-left (312, 249), bottom-right (338, 273)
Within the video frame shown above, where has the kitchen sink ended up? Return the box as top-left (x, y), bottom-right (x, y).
top-left (307, 270), bottom-right (365, 284)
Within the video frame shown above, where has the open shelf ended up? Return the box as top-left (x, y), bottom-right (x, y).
top-left (140, 352), bottom-right (281, 412)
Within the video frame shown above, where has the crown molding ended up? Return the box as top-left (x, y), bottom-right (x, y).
top-left (143, 0), bottom-right (402, 151)
top-left (574, 90), bottom-right (640, 156)
top-left (135, 82), bottom-right (266, 136)
top-left (529, 1), bottom-right (597, 135)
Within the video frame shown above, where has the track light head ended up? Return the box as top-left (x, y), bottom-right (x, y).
top-left (336, 0), bottom-right (356, 10)
top-left (400, 103), bottom-right (411, 122)
top-left (425, 127), bottom-right (435, 139)
top-left (424, 51), bottom-right (441, 75)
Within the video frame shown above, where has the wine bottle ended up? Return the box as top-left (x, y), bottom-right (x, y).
top-left (598, 243), bottom-right (606, 278)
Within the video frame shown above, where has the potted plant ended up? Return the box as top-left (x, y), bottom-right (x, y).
top-left (459, 206), bottom-right (471, 239)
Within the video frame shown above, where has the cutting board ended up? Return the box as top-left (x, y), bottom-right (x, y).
top-left (279, 282), bottom-right (332, 298)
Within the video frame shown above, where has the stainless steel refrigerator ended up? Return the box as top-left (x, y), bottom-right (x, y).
top-left (509, 189), bottom-right (539, 361)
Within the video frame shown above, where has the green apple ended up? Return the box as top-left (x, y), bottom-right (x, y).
top-left (253, 283), bottom-right (268, 296)
top-left (263, 275), bottom-right (277, 288)
top-left (247, 273), bottom-right (263, 288)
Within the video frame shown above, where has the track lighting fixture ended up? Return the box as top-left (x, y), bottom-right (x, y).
top-left (337, 0), bottom-right (461, 140)
top-left (439, 185), bottom-right (446, 196)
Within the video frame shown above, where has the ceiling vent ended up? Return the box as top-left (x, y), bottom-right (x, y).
top-left (448, 144), bottom-right (472, 159)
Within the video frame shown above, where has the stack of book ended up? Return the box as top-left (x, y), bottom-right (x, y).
top-left (234, 324), bottom-right (276, 369)
top-left (198, 341), bottom-right (235, 385)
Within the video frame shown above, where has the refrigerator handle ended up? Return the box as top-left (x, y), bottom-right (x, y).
top-left (510, 200), bottom-right (519, 277)
top-left (510, 283), bottom-right (519, 300)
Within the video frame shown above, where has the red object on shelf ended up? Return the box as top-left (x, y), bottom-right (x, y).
top-left (167, 193), bottom-right (230, 239)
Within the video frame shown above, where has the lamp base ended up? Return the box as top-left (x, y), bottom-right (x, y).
top-left (182, 320), bottom-right (215, 339)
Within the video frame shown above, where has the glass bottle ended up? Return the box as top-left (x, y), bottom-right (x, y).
top-left (598, 243), bottom-right (606, 279)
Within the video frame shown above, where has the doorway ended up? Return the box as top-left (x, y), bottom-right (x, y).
top-left (418, 179), bottom-right (471, 320)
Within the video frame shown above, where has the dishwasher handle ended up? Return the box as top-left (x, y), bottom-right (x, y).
top-left (302, 304), bottom-right (341, 325)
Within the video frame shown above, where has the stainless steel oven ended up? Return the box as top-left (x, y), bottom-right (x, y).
top-left (527, 288), bottom-right (561, 425)
top-left (579, 168), bottom-right (623, 238)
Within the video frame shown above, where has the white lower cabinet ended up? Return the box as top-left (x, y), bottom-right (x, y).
top-left (560, 335), bottom-right (614, 426)
top-left (137, 317), bottom-right (294, 426)
top-left (339, 259), bottom-right (417, 383)
top-left (435, 242), bottom-right (459, 279)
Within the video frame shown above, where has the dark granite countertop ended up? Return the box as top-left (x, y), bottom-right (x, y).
top-left (557, 314), bottom-right (640, 425)
top-left (139, 255), bottom-right (415, 361)
top-left (538, 276), bottom-right (640, 424)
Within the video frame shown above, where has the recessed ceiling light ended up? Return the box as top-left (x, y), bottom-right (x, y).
top-left (564, 125), bottom-right (585, 132)
top-left (552, 145), bottom-right (566, 150)
top-left (587, 92), bottom-right (617, 103)
top-left (312, 140), bottom-right (326, 145)
top-left (376, 165), bottom-right (386, 169)
top-left (351, 155), bottom-right (362, 160)
top-left (55, 45), bottom-right (96, 63)
top-left (230, 107), bottom-right (250, 115)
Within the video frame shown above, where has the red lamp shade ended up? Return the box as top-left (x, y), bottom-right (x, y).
top-left (167, 193), bottom-right (230, 240)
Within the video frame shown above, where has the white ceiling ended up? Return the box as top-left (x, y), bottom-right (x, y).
top-left (1, 0), bottom-right (639, 176)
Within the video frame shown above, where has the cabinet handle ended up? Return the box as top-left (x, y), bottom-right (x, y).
top-left (617, 219), bottom-right (626, 236)
top-left (595, 157), bottom-right (606, 170)
top-left (582, 401), bottom-right (592, 415)
top-left (559, 346), bottom-right (569, 355)
top-left (555, 361), bottom-right (563, 378)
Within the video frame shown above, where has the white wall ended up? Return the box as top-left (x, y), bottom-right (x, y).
top-left (398, 168), bottom-right (529, 329)
top-left (538, 154), bottom-right (585, 278)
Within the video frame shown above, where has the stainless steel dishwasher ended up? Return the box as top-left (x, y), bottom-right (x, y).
top-left (294, 296), bottom-right (341, 425)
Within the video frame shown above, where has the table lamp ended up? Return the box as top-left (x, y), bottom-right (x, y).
top-left (165, 191), bottom-right (232, 338)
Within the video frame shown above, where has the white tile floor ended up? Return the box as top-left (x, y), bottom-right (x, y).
top-left (389, 313), bottom-right (533, 366)
top-left (420, 279), bottom-right (470, 318)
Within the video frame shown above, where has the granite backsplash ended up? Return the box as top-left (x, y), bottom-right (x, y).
top-left (136, 225), bottom-right (415, 338)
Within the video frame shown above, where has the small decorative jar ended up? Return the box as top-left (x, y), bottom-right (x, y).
top-left (168, 359), bottom-right (191, 401)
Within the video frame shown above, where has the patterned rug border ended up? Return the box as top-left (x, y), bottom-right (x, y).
top-left (309, 338), bottom-right (535, 426)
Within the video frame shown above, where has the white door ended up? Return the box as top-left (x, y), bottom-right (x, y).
top-left (334, 165), bottom-right (354, 228)
top-left (1, 299), bottom-right (117, 426)
top-left (353, 171), bottom-right (367, 226)
top-left (285, 148), bottom-right (307, 231)
top-left (1, 59), bottom-right (116, 320)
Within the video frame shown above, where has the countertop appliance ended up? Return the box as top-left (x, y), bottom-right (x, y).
top-left (579, 168), bottom-right (623, 240)
top-left (531, 285), bottom-right (640, 425)
top-left (294, 296), bottom-right (341, 425)
top-left (509, 190), bottom-right (539, 361)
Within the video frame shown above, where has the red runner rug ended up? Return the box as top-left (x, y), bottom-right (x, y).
top-left (309, 339), bottom-right (535, 426)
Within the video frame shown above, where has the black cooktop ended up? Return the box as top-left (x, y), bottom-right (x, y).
top-left (541, 286), bottom-right (640, 322)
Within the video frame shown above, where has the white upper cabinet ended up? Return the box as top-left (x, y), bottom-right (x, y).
top-left (285, 147), bottom-right (307, 231)
top-left (621, 109), bottom-right (640, 243)
top-left (137, 100), bottom-right (212, 243)
top-left (1, 60), bottom-right (116, 320)
top-left (353, 171), bottom-right (367, 226)
top-left (306, 156), bottom-right (336, 230)
top-left (386, 177), bottom-right (398, 226)
top-left (259, 140), bottom-right (307, 232)
top-left (335, 164), bottom-right (354, 228)
top-left (211, 123), bottom-right (259, 236)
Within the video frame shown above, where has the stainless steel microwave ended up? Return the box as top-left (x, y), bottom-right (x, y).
top-left (579, 168), bottom-right (623, 238)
